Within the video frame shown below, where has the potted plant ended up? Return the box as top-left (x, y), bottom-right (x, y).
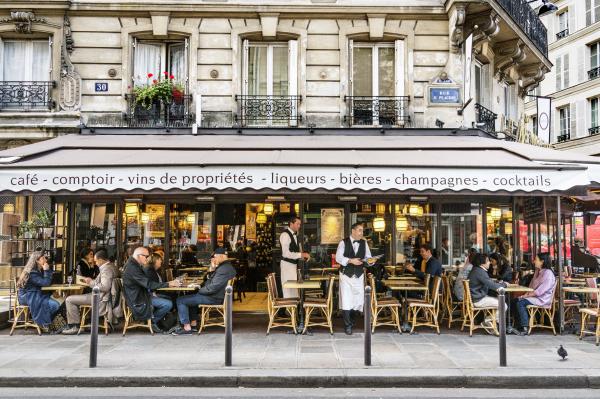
top-left (32, 209), bottom-right (55, 239)
top-left (133, 72), bottom-right (184, 110)
top-left (17, 221), bottom-right (35, 239)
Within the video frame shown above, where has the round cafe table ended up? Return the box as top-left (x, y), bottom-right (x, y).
top-left (41, 284), bottom-right (86, 296)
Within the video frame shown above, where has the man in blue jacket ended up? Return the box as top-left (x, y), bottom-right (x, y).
top-left (405, 243), bottom-right (442, 286)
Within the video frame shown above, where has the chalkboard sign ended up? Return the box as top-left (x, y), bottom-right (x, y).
top-left (523, 197), bottom-right (546, 224)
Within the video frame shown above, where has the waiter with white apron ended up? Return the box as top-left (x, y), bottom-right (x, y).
top-left (335, 222), bottom-right (372, 335)
top-left (280, 216), bottom-right (310, 298)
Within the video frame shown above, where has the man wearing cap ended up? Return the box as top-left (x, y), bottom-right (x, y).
top-left (279, 216), bottom-right (310, 298)
top-left (171, 247), bottom-right (236, 335)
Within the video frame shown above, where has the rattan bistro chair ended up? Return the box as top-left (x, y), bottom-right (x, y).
top-left (442, 274), bottom-right (463, 328)
top-left (526, 280), bottom-right (558, 335)
top-left (302, 275), bottom-right (335, 334)
top-left (78, 304), bottom-right (110, 335)
top-left (197, 278), bottom-right (235, 333)
top-left (579, 283), bottom-right (600, 345)
top-left (119, 278), bottom-right (154, 336)
top-left (266, 273), bottom-right (299, 335)
top-left (461, 280), bottom-right (498, 336)
top-left (369, 274), bottom-right (401, 333)
top-left (9, 278), bottom-right (41, 336)
top-left (407, 276), bottom-right (442, 334)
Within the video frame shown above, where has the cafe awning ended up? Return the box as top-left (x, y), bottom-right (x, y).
top-left (0, 133), bottom-right (597, 195)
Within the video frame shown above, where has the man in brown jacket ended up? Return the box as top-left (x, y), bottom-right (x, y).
top-left (62, 249), bottom-right (116, 334)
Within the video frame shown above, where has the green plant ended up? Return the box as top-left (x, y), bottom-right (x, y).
top-left (133, 72), bottom-right (185, 109)
top-left (17, 221), bottom-right (35, 238)
top-left (32, 209), bottom-right (55, 227)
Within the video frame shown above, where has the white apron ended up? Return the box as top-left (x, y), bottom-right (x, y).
top-left (339, 273), bottom-right (364, 311)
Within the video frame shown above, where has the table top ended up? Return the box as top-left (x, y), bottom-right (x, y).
top-left (178, 267), bottom-right (209, 272)
top-left (283, 280), bottom-right (321, 289)
top-left (41, 284), bottom-right (86, 291)
top-left (309, 267), bottom-right (339, 272)
top-left (503, 284), bottom-right (534, 293)
top-left (564, 280), bottom-right (587, 286)
top-left (383, 280), bottom-right (427, 291)
top-left (387, 276), bottom-right (420, 281)
top-left (563, 287), bottom-right (600, 294)
top-left (157, 286), bottom-right (199, 292)
top-left (308, 275), bottom-right (338, 281)
top-left (575, 273), bottom-right (600, 278)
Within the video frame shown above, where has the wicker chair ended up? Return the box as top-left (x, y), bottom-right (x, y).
top-left (461, 279), bottom-right (498, 336)
top-left (407, 276), bottom-right (442, 334)
top-left (526, 280), bottom-right (558, 335)
top-left (78, 304), bottom-right (110, 335)
top-left (369, 274), bottom-right (401, 333)
top-left (302, 275), bottom-right (335, 334)
top-left (120, 278), bottom-right (154, 336)
top-left (442, 274), bottom-right (462, 328)
top-left (9, 278), bottom-right (41, 336)
top-left (579, 282), bottom-right (600, 345)
top-left (266, 273), bottom-right (299, 335)
top-left (197, 278), bottom-right (235, 333)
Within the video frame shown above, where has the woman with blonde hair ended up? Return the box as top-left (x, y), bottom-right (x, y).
top-left (17, 250), bottom-right (60, 331)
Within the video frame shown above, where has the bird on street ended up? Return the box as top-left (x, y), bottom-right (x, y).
top-left (557, 345), bottom-right (568, 360)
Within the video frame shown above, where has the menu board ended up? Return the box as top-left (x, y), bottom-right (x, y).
top-left (320, 208), bottom-right (344, 244)
top-left (523, 197), bottom-right (546, 224)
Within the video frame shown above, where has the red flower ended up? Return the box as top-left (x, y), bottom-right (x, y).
top-left (152, 79), bottom-right (158, 84)
top-left (169, 74), bottom-right (174, 79)
top-left (127, 85), bottom-right (131, 89)
top-left (163, 71), bottom-right (168, 76)
top-left (147, 73), bottom-right (153, 78)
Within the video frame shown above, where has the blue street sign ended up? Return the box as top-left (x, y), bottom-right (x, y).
top-left (429, 87), bottom-right (460, 104)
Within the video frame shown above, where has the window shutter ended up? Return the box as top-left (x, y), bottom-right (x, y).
top-left (595, 0), bottom-right (600, 23)
top-left (563, 53), bottom-right (569, 88)
top-left (394, 40), bottom-right (405, 97)
top-left (348, 39), bottom-right (354, 96)
top-left (48, 36), bottom-right (53, 79)
top-left (482, 64), bottom-right (491, 108)
top-left (184, 37), bottom-right (189, 93)
top-left (586, 0), bottom-right (592, 26)
top-left (242, 39), bottom-right (249, 96)
top-left (130, 37), bottom-right (137, 88)
top-left (288, 39), bottom-right (298, 126)
top-left (555, 56), bottom-right (562, 91)
top-left (568, 6), bottom-right (576, 33)
top-left (578, 46), bottom-right (585, 83)
top-left (0, 37), bottom-right (4, 81)
top-left (570, 102), bottom-right (577, 138)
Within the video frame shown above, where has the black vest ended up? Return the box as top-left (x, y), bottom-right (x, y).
top-left (341, 237), bottom-right (365, 278)
top-left (282, 229), bottom-right (300, 265)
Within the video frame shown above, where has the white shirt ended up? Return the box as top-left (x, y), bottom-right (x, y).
top-left (280, 227), bottom-right (302, 261)
top-left (335, 238), bottom-right (372, 266)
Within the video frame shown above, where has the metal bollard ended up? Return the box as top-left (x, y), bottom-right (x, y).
top-left (364, 285), bottom-right (372, 366)
top-left (225, 285), bottom-right (233, 367)
top-left (89, 286), bottom-right (100, 368)
top-left (498, 288), bottom-right (507, 367)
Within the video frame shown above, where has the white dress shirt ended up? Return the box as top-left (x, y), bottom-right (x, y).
top-left (335, 238), bottom-right (372, 266)
top-left (280, 227), bottom-right (302, 261)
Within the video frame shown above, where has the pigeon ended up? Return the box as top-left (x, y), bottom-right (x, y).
top-left (557, 345), bottom-right (568, 360)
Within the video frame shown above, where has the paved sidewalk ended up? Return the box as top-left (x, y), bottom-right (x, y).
top-left (1, 314), bottom-right (599, 388)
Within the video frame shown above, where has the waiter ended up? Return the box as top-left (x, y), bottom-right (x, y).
top-left (336, 222), bottom-right (372, 335)
top-left (280, 216), bottom-right (310, 298)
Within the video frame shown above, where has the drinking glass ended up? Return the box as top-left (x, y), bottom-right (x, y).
top-left (67, 276), bottom-right (73, 286)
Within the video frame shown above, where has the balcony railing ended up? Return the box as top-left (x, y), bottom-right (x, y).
top-left (556, 29), bottom-right (569, 40)
top-left (557, 133), bottom-right (570, 142)
top-left (475, 103), bottom-right (497, 133)
top-left (590, 126), bottom-right (600, 136)
top-left (496, 0), bottom-right (548, 58)
top-left (589, 67), bottom-right (600, 80)
top-left (0, 81), bottom-right (55, 110)
top-left (235, 95), bottom-right (301, 127)
top-left (345, 96), bottom-right (410, 127)
top-left (125, 93), bottom-right (193, 128)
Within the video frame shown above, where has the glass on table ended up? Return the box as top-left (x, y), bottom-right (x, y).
top-left (67, 276), bottom-right (73, 286)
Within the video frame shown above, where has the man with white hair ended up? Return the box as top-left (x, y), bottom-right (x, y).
top-left (122, 246), bottom-right (180, 333)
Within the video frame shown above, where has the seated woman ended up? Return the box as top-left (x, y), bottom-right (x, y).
top-left (77, 247), bottom-right (99, 279)
top-left (453, 248), bottom-right (477, 301)
top-left (488, 253), bottom-right (513, 283)
top-left (511, 252), bottom-right (556, 336)
top-left (16, 250), bottom-right (60, 332)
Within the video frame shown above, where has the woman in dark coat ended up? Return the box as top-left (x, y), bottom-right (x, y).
top-left (76, 247), bottom-right (99, 279)
top-left (17, 250), bottom-right (60, 329)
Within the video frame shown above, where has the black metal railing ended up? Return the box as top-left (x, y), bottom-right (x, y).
top-left (590, 126), bottom-right (600, 136)
top-left (125, 93), bottom-right (193, 128)
top-left (557, 133), bottom-right (570, 142)
top-left (345, 96), bottom-right (410, 127)
top-left (235, 95), bottom-right (301, 127)
top-left (475, 103), bottom-right (497, 133)
top-left (0, 81), bottom-right (55, 110)
top-left (556, 29), bottom-right (569, 40)
top-left (589, 67), bottom-right (600, 80)
top-left (496, 0), bottom-right (548, 58)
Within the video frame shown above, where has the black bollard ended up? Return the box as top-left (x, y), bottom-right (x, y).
top-left (89, 286), bottom-right (100, 368)
top-left (225, 285), bottom-right (233, 367)
top-left (498, 287), bottom-right (507, 367)
top-left (364, 285), bottom-right (372, 366)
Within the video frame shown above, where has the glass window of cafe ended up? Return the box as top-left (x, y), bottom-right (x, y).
top-left (440, 203), bottom-right (482, 267)
top-left (485, 204), bottom-right (513, 259)
top-left (74, 203), bottom-right (118, 264)
top-left (169, 203), bottom-right (213, 266)
top-left (395, 203), bottom-right (437, 265)
top-left (123, 203), bottom-right (166, 264)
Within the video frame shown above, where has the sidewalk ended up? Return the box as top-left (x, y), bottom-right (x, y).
top-left (1, 314), bottom-right (599, 388)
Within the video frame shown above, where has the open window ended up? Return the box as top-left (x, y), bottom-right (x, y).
top-left (131, 38), bottom-right (188, 89)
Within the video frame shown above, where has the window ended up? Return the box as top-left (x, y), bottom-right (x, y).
top-left (555, 54), bottom-right (569, 90)
top-left (132, 38), bottom-right (188, 89)
top-left (474, 63), bottom-right (491, 108)
top-left (557, 11), bottom-right (569, 39)
top-left (586, 0), bottom-right (600, 26)
top-left (1, 39), bottom-right (51, 81)
top-left (531, 116), bottom-right (538, 136)
top-left (591, 98), bottom-right (599, 135)
top-left (558, 106), bottom-right (570, 141)
top-left (348, 40), bottom-right (406, 126)
top-left (503, 84), bottom-right (517, 121)
top-left (590, 42), bottom-right (600, 80)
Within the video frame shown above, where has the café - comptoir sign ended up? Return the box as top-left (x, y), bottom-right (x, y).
top-left (0, 166), bottom-right (589, 193)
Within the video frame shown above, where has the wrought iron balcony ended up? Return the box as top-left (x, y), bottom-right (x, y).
top-left (495, 0), bottom-right (548, 58)
top-left (556, 29), bottom-right (569, 40)
top-left (589, 67), bottom-right (600, 81)
top-left (475, 103), bottom-right (497, 133)
top-left (557, 133), bottom-right (570, 142)
top-left (0, 81), bottom-right (55, 110)
top-left (345, 96), bottom-right (410, 127)
top-left (590, 126), bottom-right (600, 136)
top-left (125, 93), bottom-right (193, 128)
top-left (235, 95), bottom-right (301, 127)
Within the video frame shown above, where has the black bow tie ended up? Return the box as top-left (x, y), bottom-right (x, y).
top-left (353, 240), bottom-right (360, 244)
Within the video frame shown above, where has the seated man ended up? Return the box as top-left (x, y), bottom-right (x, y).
top-left (122, 246), bottom-right (180, 333)
top-left (62, 249), bottom-right (116, 335)
top-left (467, 253), bottom-right (507, 334)
top-left (171, 248), bottom-right (236, 335)
top-left (405, 243), bottom-right (442, 289)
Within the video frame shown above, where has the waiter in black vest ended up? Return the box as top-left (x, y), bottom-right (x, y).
top-left (280, 216), bottom-right (310, 298)
top-left (335, 222), bottom-right (372, 335)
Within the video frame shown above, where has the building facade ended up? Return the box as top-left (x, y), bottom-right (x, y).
top-left (525, 0), bottom-right (600, 151)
